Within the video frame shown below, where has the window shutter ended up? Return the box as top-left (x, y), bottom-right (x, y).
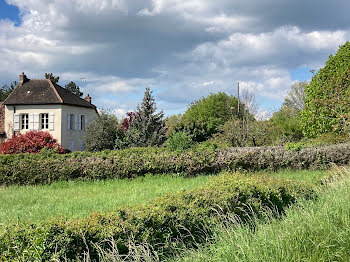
top-left (14, 114), bottom-right (20, 131)
top-left (49, 112), bottom-right (54, 131)
top-left (34, 113), bottom-right (39, 130)
top-left (75, 114), bottom-right (78, 130)
top-left (78, 115), bottom-right (82, 130)
top-left (67, 113), bottom-right (71, 130)
top-left (29, 113), bottom-right (34, 130)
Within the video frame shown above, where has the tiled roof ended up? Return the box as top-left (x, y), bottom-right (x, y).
top-left (3, 79), bottom-right (96, 109)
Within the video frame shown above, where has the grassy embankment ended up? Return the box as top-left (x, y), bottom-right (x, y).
top-left (177, 168), bottom-right (350, 262)
top-left (0, 169), bottom-right (327, 225)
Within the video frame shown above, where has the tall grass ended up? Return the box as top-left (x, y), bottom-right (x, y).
top-left (0, 174), bottom-right (210, 224)
top-left (177, 167), bottom-right (350, 262)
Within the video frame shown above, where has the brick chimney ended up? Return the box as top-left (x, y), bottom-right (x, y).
top-left (85, 94), bottom-right (91, 103)
top-left (19, 72), bottom-right (28, 85)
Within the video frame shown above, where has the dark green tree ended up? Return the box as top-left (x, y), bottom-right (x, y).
top-left (45, 73), bottom-right (59, 84)
top-left (115, 87), bottom-right (166, 148)
top-left (84, 112), bottom-right (118, 152)
top-left (65, 81), bottom-right (83, 97)
top-left (301, 42), bottom-right (350, 138)
top-left (0, 81), bottom-right (16, 102)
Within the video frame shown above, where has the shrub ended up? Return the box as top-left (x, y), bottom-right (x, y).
top-left (166, 131), bottom-right (193, 152)
top-left (0, 131), bottom-right (65, 154)
top-left (84, 112), bottom-right (118, 152)
top-left (0, 173), bottom-right (316, 261)
top-left (1, 143), bottom-right (350, 186)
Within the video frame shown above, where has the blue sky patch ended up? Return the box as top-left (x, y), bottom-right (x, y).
top-left (0, 0), bottom-right (20, 25)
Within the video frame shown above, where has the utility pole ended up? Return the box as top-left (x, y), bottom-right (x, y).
top-left (237, 82), bottom-right (240, 115)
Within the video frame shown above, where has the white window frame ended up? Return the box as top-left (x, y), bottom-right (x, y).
top-left (41, 113), bottom-right (49, 130)
top-left (21, 114), bottom-right (29, 130)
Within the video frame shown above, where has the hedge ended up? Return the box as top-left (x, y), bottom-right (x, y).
top-left (0, 173), bottom-right (316, 261)
top-left (1, 144), bottom-right (350, 186)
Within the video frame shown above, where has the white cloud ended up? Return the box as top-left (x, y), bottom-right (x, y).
top-left (0, 0), bottom-right (350, 116)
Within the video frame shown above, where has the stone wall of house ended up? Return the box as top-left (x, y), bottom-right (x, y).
top-left (0, 103), bottom-right (4, 134)
top-left (0, 103), bottom-right (5, 141)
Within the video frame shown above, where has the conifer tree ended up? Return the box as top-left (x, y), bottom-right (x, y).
top-left (65, 81), bottom-right (83, 97)
top-left (115, 87), bottom-right (166, 148)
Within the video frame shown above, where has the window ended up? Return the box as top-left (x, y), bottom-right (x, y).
top-left (80, 115), bottom-right (85, 131)
top-left (70, 114), bottom-right (75, 130)
top-left (41, 113), bottom-right (49, 129)
top-left (21, 114), bottom-right (29, 130)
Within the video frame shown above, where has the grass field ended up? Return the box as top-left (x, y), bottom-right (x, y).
top-left (177, 168), bottom-right (350, 262)
top-left (0, 169), bottom-right (328, 226)
top-left (0, 174), bottom-right (211, 224)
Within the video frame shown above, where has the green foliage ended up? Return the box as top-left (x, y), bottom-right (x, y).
top-left (116, 88), bottom-right (166, 148)
top-left (84, 112), bottom-right (118, 152)
top-left (0, 173), bottom-right (316, 261)
top-left (285, 132), bottom-right (349, 151)
top-left (64, 81), bottom-right (83, 97)
top-left (175, 92), bottom-right (245, 142)
top-left (285, 141), bottom-right (307, 151)
top-left (166, 114), bottom-right (183, 134)
top-left (166, 132), bottom-right (193, 152)
top-left (302, 42), bottom-right (350, 138)
top-left (270, 107), bottom-right (304, 143)
top-left (215, 119), bottom-right (275, 147)
top-left (178, 168), bottom-right (350, 262)
top-left (44, 73), bottom-right (59, 84)
top-left (1, 143), bottom-right (350, 186)
top-left (0, 81), bottom-right (16, 102)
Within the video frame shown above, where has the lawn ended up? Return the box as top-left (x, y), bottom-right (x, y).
top-left (0, 169), bottom-right (328, 226)
top-left (177, 168), bottom-right (350, 262)
top-left (0, 174), bottom-right (211, 224)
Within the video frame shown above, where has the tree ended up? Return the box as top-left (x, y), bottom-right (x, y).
top-left (115, 87), bottom-right (166, 148)
top-left (84, 112), bottom-right (118, 152)
top-left (282, 81), bottom-right (307, 112)
top-left (45, 73), bottom-right (59, 84)
top-left (0, 81), bottom-right (16, 102)
top-left (175, 92), bottom-right (247, 142)
top-left (301, 42), bottom-right (350, 138)
top-left (270, 107), bottom-right (304, 143)
top-left (65, 81), bottom-right (83, 97)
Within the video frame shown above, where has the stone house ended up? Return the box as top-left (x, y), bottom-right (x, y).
top-left (0, 73), bottom-right (98, 151)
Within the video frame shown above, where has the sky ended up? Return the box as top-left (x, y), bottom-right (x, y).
top-left (0, 0), bottom-right (349, 119)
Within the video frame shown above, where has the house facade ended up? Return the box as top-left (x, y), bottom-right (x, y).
top-left (1, 73), bottom-right (98, 151)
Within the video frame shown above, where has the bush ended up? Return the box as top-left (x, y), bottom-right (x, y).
top-left (1, 143), bottom-right (350, 186)
top-left (0, 131), bottom-right (65, 154)
top-left (285, 132), bottom-right (349, 151)
top-left (84, 112), bottom-right (118, 152)
top-left (166, 132), bottom-right (193, 152)
top-left (0, 173), bottom-right (316, 261)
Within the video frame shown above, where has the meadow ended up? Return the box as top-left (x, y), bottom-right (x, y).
top-left (177, 167), bottom-right (350, 262)
top-left (0, 174), bottom-right (211, 224)
top-left (0, 169), bottom-right (328, 226)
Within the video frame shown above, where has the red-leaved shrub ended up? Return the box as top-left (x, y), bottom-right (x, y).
top-left (0, 131), bottom-right (66, 154)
